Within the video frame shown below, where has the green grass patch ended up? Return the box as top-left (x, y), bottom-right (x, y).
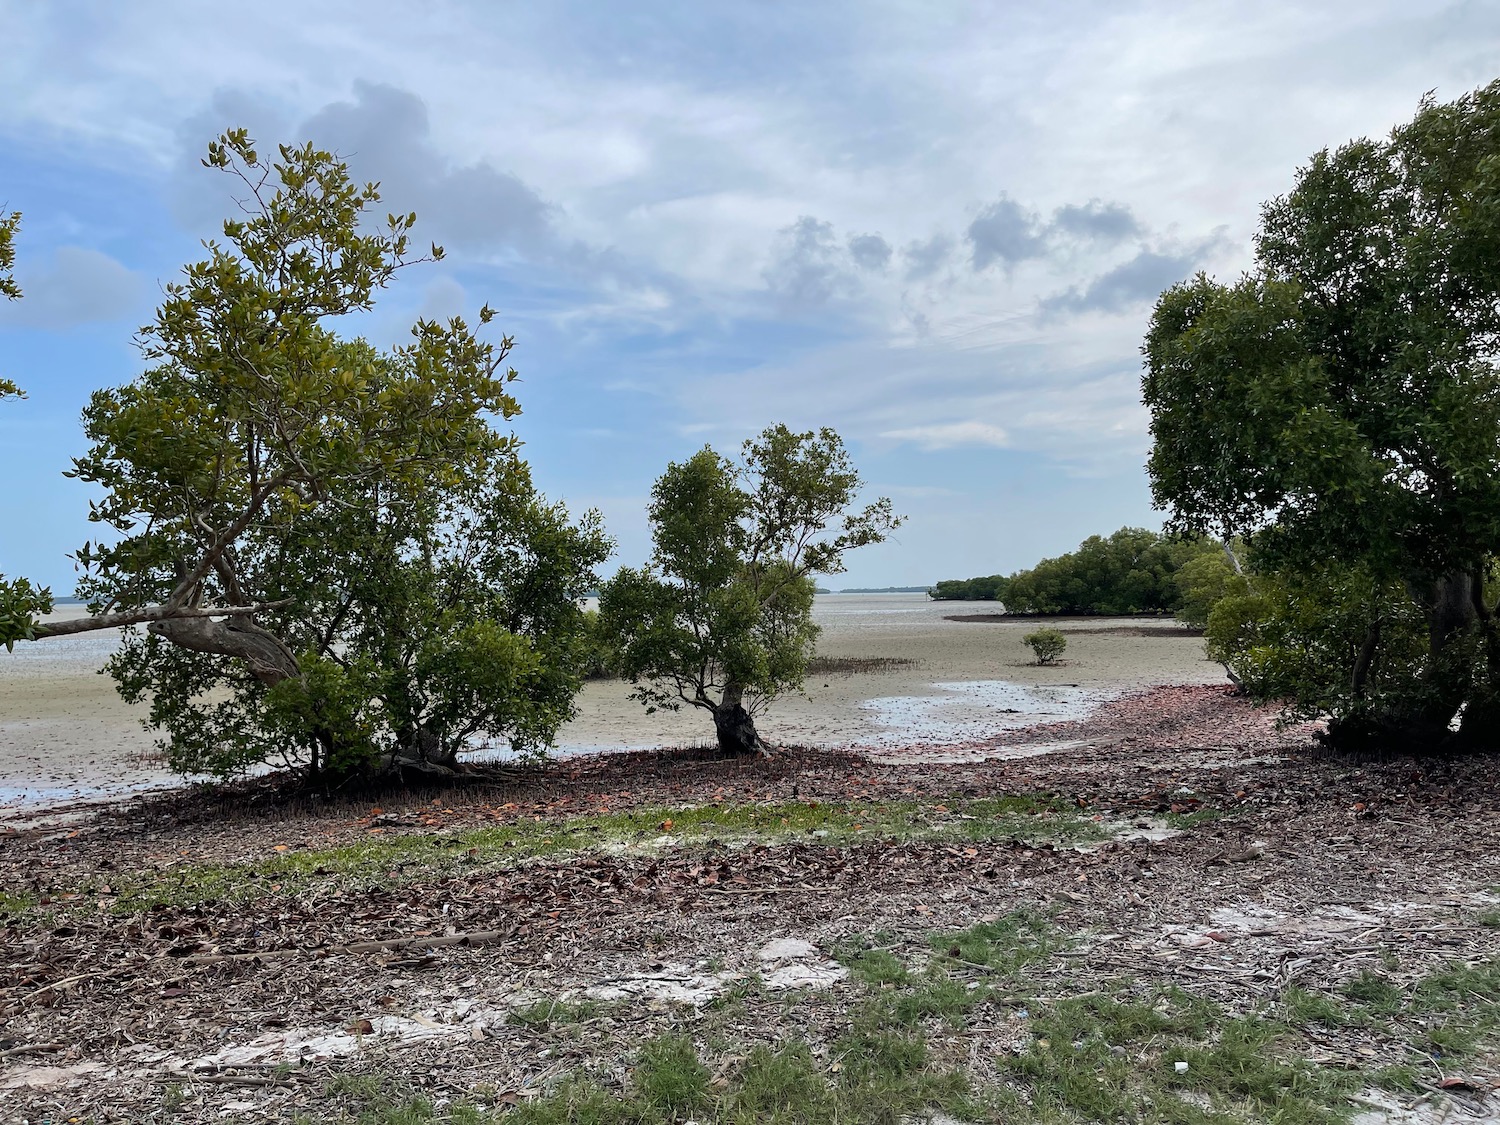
top-left (931, 908), bottom-right (1059, 974)
top-left (1002, 987), bottom-right (1356, 1124)
top-left (30, 794), bottom-right (1105, 917)
top-left (506, 998), bottom-right (610, 1029)
top-left (283, 913), bottom-right (1500, 1124)
top-left (1164, 807), bottom-right (1223, 830)
top-left (1279, 962), bottom-right (1500, 1080)
top-left (0, 889), bottom-right (37, 917)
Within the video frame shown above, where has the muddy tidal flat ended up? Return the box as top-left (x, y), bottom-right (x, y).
top-left (0, 595), bottom-right (1225, 810)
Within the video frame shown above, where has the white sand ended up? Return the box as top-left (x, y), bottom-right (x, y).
top-left (0, 595), bottom-right (1227, 806)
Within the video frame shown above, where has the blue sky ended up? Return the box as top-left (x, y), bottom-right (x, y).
top-left (3, 1), bottom-right (1499, 591)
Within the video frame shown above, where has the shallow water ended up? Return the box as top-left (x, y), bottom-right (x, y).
top-left (1, 594), bottom-right (1215, 810)
top-left (857, 679), bottom-right (1105, 746)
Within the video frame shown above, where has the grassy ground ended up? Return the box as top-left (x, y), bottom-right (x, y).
top-left (5, 697), bottom-right (1500, 1123)
top-left (271, 906), bottom-right (1500, 1124)
top-left (2, 794), bottom-right (1108, 919)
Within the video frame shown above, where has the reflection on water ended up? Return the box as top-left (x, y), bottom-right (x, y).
top-left (0, 607), bottom-right (127, 678)
top-left (858, 680), bottom-right (1105, 746)
top-left (0, 627), bottom-right (125, 671)
top-left (0, 779), bottom-right (182, 808)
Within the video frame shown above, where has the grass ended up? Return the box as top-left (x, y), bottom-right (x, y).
top-left (0, 889), bottom-right (36, 917)
top-left (1279, 962), bottom-right (1500, 1079)
top-left (1164, 806), bottom-right (1223, 830)
top-left (27, 794), bottom-right (1114, 916)
top-left (997, 988), bottom-right (1357, 1125)
top-left (506, 998), bottom-right (611, 1029)
top-left (287, 909), bottom-right (1500, 1125)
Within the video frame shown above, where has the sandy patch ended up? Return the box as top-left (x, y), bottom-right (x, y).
top-left (0, 596), bottom-right (1226, 808)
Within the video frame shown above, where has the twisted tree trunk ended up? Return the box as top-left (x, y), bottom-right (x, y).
top-left (150, 613), bottom-right (364, 775)
top-left (712, 683), bottom-right (766, 756)
top-left (148, 614), bottom-right (299, 684)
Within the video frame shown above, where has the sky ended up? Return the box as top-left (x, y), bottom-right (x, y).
top-left (2, 1), bottom-right (1499, 592)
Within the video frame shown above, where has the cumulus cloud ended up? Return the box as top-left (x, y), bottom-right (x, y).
top-left (967, 196), bottom-right (1047, 270)
top-left (763, 215), bottom-right (857, 309)
top-left (0, 246), bottom-right (144, 329)
top-left (902, 233), bottom-right (954, 280)
top-left (1038, 241), bottom-right (1221, 317)
top-left (847, 232), bottom-right (892, 271)
top-left (879, 420), bottom-right (1010, 450)
top-left (300, 83), bottom-right (555, 255)
top-left (1051, 199), bottom-right (1142, 244)
top-left (969, 195), bottom-right (1148, 271)
top-left (175, 83), bottom-right (555, 259)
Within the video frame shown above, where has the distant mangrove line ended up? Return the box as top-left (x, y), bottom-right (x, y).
top-left (929, 527), bottom-right (1225, 617)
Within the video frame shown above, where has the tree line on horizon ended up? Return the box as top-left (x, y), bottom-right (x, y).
top-left (929, 527), bottom-right (1225, 617)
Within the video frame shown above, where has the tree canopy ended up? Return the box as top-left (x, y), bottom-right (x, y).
top-left (13, 132), bottom-right (611, 775)
top-left (599, 425), bottom-right (899, 755)
top-left (1143, 82), bottom-right (1500, 750)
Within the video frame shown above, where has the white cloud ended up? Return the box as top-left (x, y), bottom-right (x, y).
top-left (0, 246), bottom-right (144, 329)
top-left (878, 421), bottom-right (1009, 450)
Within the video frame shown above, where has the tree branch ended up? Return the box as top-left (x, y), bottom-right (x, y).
top-left (33, 600), bottom-right (294, 639)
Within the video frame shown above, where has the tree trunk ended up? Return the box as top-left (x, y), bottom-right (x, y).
top-left (1457, 573), bottom-right (1500, 750)
top-left (391, 726), bottom-right (459, 773)
top-left (1413, 570), bottom-right (1478, 739)
top-left (1324, 570), bottom-right (1475, 753)
top-left (148, 614), bottom-right (299, 684)
top-left (1350, 618), bottom-right (1381, 698)
top-left (712, 683), bottom-right (766, 756)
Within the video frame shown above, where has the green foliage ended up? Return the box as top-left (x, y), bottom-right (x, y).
top-left (1022, 627), bottom-right (1067, 665)
top-left (930, 574), bottom-right (1009, 601)
top-left (0, 575), bottom-right (52, 652)
top-left (932, 528), bottom-right (1222, 614)
top-left (57, 131), bottom-right (608, 776)
top-left (108, 458), bottom-right (608, 777)
top-left (599, 425), bottom-right (899, 752)
top-left (1005, 528), bottom-right (1221, 614)
top-left (1172, 547), bottom-right (1249, 628)
top-left (1143, 82), bottom-right (1500, 749)
top-left (1203, 558), bottom-right (1430, 727)
top-left (577, 608), bottom-right (618, 679)
top-left (0, 209), bottom-right (18, 304)
top-left (0, 208), bottom-right (20, 400)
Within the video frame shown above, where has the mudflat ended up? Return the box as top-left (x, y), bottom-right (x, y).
top-left (0, 595), bottom-right (1226, 808)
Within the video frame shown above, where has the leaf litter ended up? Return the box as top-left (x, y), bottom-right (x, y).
top-left (1, 684), bottom-right (1498, 1121)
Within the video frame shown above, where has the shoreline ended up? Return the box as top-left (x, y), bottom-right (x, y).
top-left (0, 595), bottom-right (1228, 812)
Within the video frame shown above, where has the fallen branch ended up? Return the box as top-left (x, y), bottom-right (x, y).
top-left (0, 1042), bottom-right (67, 1059)
top-left (180, 927), bottom-right (513, 966)
top-left (157, 1073), bottom-right (292, 1088)
top-left (15, 965), bottom-right (138, 1004)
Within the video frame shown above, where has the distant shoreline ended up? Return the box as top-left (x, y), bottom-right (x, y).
top-left (822, 586), bottom-right (931, 594)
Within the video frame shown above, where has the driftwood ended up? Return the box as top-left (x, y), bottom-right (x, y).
top-left (178, 927), bottom-right (513, 966)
